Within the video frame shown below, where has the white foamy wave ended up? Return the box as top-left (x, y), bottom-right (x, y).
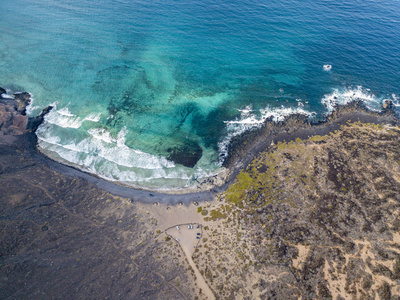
top-left (25, 95), bottom-right (36, 115)
top-left (87, 160), bottom-right (218, 188)
top-left (321, 86), bottom-right (382, 112)
top-left (44, 106), bottom-right (101, 129)
top-left (390, 94), bottom-right (400, 107)
top-left (36, 121), bottom-right (225, 189)
top-left (37, 125), bottom-right (175, 170)
top-left (85, 113), bottom-right (101, 122)
top-left (1, 94), bottom-right (14, 99)
top-left (259, 106), bottom-right (312, 122)
top-left (88, 128), bottom-right (116, 144)
top-left (57, 107), bottom-right (75, 117)
top-left (116, 126), bottom-right (128, 147)
top-left (45, 107), bottom-right (84, 128)
top-left (218, 105), bottom-right (313, 163)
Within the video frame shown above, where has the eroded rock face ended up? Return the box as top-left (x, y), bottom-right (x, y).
top-left (0, 89), bottom-right (52, 135)
top-left (27, 105), bottom-right (53, 132)
top-left (13, 92), bottom-right (32, 115)
top-left (0, 100), bottom-right (29, 135)
top-left (383, 99), bottom-right (393, 110)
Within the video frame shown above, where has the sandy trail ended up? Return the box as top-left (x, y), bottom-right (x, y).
top-left (167, 224), bottom-right (215, 300)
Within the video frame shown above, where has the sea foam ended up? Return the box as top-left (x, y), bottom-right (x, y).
top-left (321, 86), bottom-right (382, 112)
top-left (44, 106), bottom-right (101, 129)
top-left (35, 103), bottom-right (224, 189)
top-left (38, 124), bottom-right (175, 170)
top-left (37, 126), bottom-right (220, 188)
top-left (218, 105), bottom-right (313, 163)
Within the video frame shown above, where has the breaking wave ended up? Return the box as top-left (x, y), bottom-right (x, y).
top-left (218, 105), bottom-right (313, 162)
top-left (218, 86), bottom-right (399, 164)
top-left (36, 107), bottom-right (221, 189)
top-left (45, 106), bottom-right (101, 129)
top-left (321, 86), bottom-right (382, 112)
top-left (35, 85), bottom-right (399, 190)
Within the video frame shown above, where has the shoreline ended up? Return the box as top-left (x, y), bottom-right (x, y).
top-left (35, 144), bottom-right (231, 195)
top-left (224, 101), bottom-right (398, 176)
top-left (2, 90), bottom-right (398, 202)
top-left (30, 101), bottom-right (400, 200)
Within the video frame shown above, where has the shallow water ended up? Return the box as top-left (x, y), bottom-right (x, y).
top-left (1, 0), bottom-right (399, 189)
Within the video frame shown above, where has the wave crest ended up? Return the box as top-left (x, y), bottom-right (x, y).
top-left (45, 106), bottom-right (101, 129)
top-left (218, 105), bottom-right (313, 163)
top-left (321, 86), bottom-right (381, 112)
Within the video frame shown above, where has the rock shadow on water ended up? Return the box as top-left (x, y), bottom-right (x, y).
top-left (191, 105), bottom-right (239, 150)
top-left (166, 138), bottom-right (203, 168)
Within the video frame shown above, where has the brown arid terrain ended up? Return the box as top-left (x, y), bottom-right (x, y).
top-left (196, 121), bottom-right (400, 299)
top-left (1, 89), bottom-right (400, 299)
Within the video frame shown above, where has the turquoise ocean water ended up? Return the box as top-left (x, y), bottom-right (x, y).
top-left (1, 0), bottom-right (399, 190)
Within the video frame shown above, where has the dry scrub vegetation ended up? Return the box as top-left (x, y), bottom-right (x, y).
top-left (194, 122), bottom-right (400, 299)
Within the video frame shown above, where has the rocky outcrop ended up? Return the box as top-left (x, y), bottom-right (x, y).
top-left (0, 89), bottom-right (52, 135)
top-left (13, 91), bottom-right (32, 115)
top-left (0, 100), bottom-right (29, 135)
top-left (383, 99), bottom-right (393, 110)
top-left (0, 87), bottom-right (6, 95)
top-left (27, 105), bottom-right (53, 132)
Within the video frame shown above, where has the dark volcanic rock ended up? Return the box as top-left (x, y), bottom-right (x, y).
top-left (26, 105), bottom-right (53, 132)
top-left (0, 134), bottom-right (196, 300)
top-left (13, 91), bottom-right (31, 115)
top-left (0, 86), bottom-right (6, 95)
top-left (166, 139), bottom-right (203, 168)
top-left (0, 100), bottom-right (29, 135)
top-left (0, 97), bottom-right (52, 135)
top-left (382, 99), bottom-right (393, 110)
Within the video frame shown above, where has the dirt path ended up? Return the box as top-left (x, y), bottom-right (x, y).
top-left (167, 224), bottom-right (215, 300)
top-left (182, 243), bottom-right (215, 300)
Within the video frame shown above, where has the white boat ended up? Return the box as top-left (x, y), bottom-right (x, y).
top-left (323, 64), bottom-right (332, 71)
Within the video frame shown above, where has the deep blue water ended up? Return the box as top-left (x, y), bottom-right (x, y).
top-left (1, 0), bottom-right (399, 189)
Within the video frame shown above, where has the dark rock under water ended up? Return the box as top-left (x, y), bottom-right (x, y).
top-left (166, 139), bottom-right (203, 168)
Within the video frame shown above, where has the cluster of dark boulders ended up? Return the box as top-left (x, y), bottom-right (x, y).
top-left (13, 91), bottom-right (32, 115)
top-left (0, 86), bottom-right (52, 135)
top-left (382, 99), bottom-right (393, 110)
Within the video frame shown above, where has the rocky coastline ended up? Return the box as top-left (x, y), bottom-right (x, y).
top-left (0, 89), bottom-right (53, 136)
top-left (0, 87), bottom-right (398, 199)
top-left (223, 100), bottom-right (397, 172)
top-left (2, 86), bottom-right (400, 299)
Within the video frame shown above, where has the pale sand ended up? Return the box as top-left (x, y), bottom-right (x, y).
top-left (292, 244), bottom-right (310, 270)
top-left (167, 224), bottom-right (215, 300)
top-left (323, 239), bottom-right (400, 299)
top-left (136, 201), bottom-right (216, 300)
